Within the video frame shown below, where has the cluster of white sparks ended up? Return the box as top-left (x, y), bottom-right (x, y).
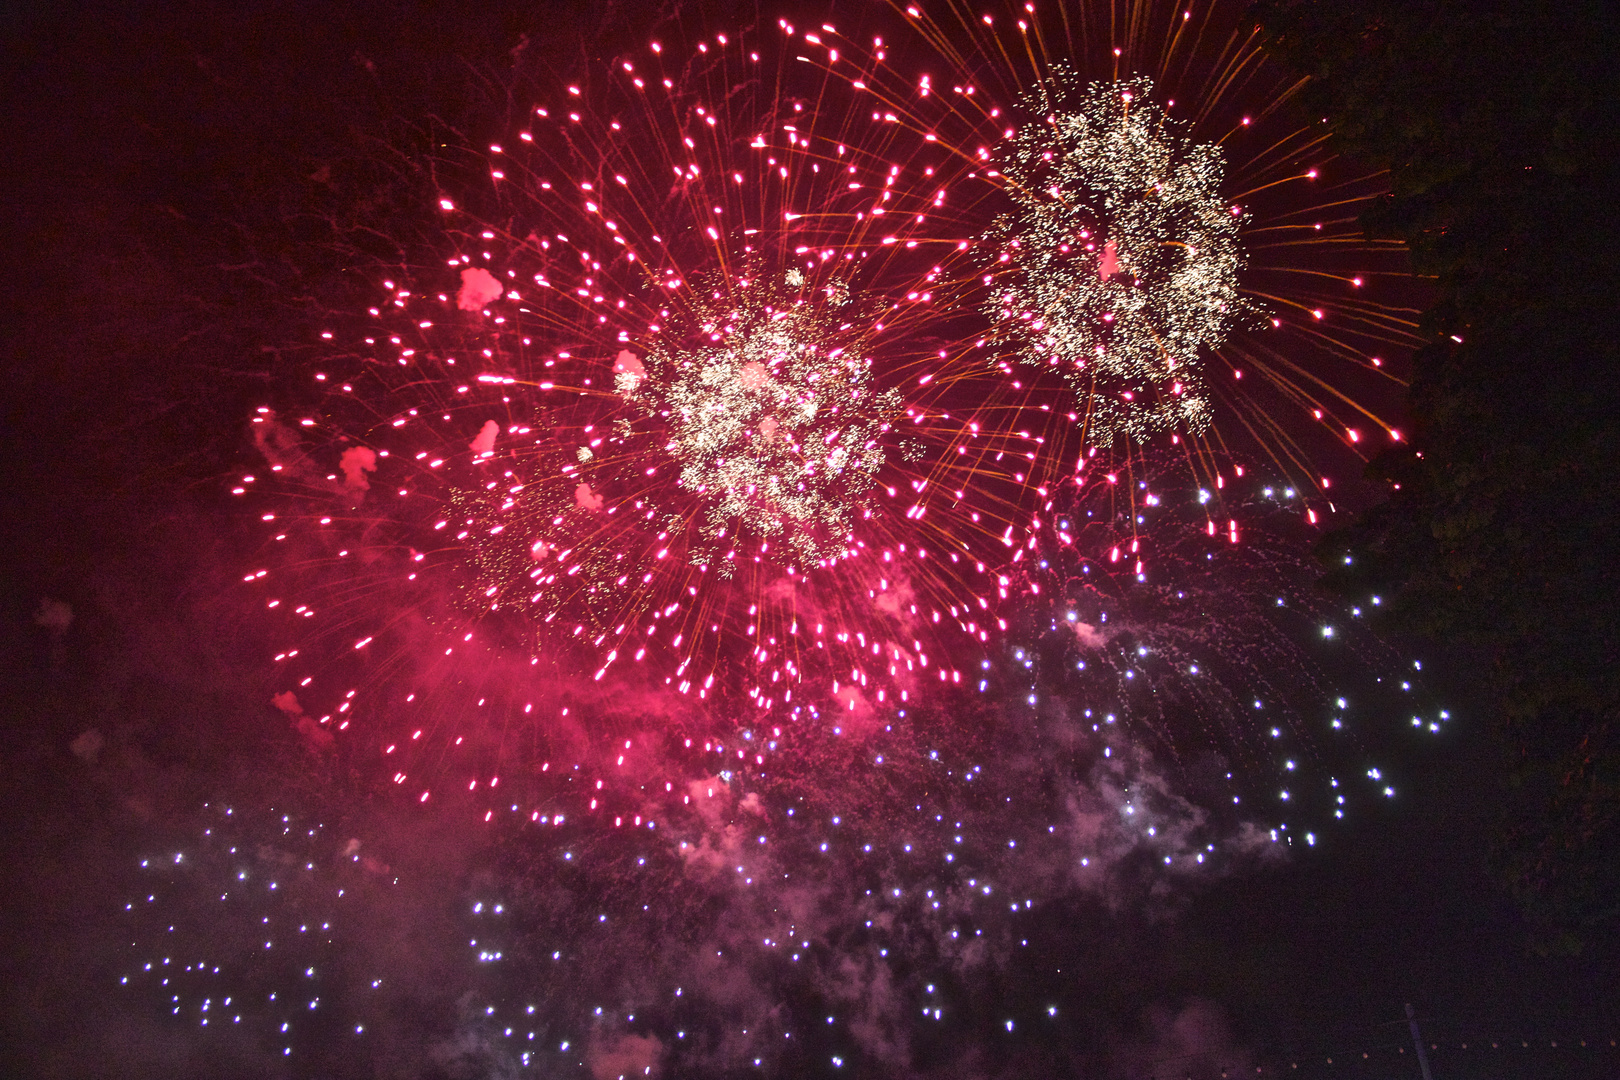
top-left (989, 75), bottom-right (1249, 445)
top-left (622, 270), bottom-right (902, 569)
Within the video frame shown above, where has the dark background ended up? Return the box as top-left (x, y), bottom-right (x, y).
top-left (2, 0), bottom-right (1616, 1076)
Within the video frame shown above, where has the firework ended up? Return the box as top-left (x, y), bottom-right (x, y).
top-left (782, 0), bottom-right (1424, 534)
top-left (986, 72), bottom-right (1249, 445)
top-left (241, 18), bottom-right (1082, 789)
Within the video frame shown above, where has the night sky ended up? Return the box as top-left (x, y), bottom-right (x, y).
top-left (2, 1), bottom-right (1616, 1078)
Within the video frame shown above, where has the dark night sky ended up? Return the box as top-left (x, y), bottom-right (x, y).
top-left (1, 1), bottom-right (1616, 1077)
